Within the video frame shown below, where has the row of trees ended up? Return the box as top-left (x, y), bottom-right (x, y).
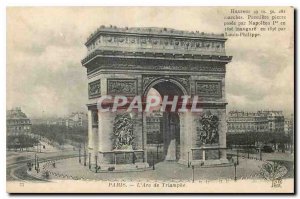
top-left (227, 132), bottom-right (293, 151)
top-left (31, 124), bottom-right (88, 146)
top-left (7, 135), bottom-right (39, 150)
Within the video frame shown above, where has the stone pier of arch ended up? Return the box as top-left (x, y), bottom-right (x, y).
top-left (86, 107), bottom-right (228, 170)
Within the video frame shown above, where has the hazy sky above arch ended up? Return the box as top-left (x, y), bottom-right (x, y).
top-left (6, 7), bottom-right (294, 118)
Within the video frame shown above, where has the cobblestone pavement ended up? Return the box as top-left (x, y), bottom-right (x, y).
top-left (38, 157), bottom-right (266, 182)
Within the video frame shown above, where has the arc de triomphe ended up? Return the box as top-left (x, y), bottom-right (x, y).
top-left (81, 26), bottom-right (232, 171)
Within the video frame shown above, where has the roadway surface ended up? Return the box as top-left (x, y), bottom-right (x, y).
top-left (7, 150), bottom-right (77, 182)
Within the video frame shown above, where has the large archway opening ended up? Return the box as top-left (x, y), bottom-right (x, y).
top-left (145, 79), bottom-right (186, 164)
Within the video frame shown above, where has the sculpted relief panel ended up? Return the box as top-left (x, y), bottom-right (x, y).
top-left (107, 79), bottom-right (137, 96)
top-left (196, 112), bottom-right (219, 145)
top-left (195, 81), bottom-right (222, 98)
top-left (88, 79), bottom-right (101, 99)
top-left (112, 113), bottom-right (135, 150)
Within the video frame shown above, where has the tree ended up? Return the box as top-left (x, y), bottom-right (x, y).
top-left (6, 135), bottom-right (38, 150)
top-left (31, 124), bottom-right (87, 147)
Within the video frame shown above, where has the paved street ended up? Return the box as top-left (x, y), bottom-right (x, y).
top-left (8, 147), bottom-right (294, 182)
top-left (6, 149), bottom-right (77, 181)
top-left (37, 156), bottom-right (264, 181)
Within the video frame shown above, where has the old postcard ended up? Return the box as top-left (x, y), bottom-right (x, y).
top-left (6, 7), bottom-right (294, 193)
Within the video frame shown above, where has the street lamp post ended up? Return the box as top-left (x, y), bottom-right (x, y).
top-left (152, 152), bottom-right (155, 170)
top-left (192, 165), bottom-right (195, 183)
top-left (156, 130), bottom-right (159, 161)
top-left (247, 148), bottom-right (250, 159)
top-left (234, 162), bottom-right (237, 181)
top-left (79, 145), bottom-right (81, 163)
top-left (236, 149), bottom-right (239, 165)
top-left (36, 139), bottom-right (39, 153)
top-left (36, 155), bottom-right (39, 173)
top-left (259, 148), bottom-right (262, 161)
top-left (188, 152), bottom-right (190, 168)
top-left (84, 144), bottom-right (87, 166)
top-left (95, 155), bottom-right (98, 173)
top-left (246, 133), bottom-right (250, 159)
top-left (88, 153), bottom-right (91, 169)
top-left (156, 144), bottom-right (159, 161)
top-left (34, 153), bottom-right (37, 170)
top-left (39, 132), bottom-right (42, 153)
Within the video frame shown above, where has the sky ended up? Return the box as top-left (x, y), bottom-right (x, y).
top-left (6, 7), bottom-right (294, 118)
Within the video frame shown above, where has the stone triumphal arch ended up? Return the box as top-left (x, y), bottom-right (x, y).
top-left (81, 26), bottom-right (232, 171)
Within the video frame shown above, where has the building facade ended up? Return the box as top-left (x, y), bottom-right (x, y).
top-left (46, 112), bottom-right (88, 128)
top-left (66, 112), bottom-right (88, 128)
top-left (146, 112), bottom-right (163, 145)
top-left (7, 107), bottom-right (31, 136)
top-left (227, 110), bottom-right (285, 134)
top-left (284, 114), bottom-right (294, 136)
top-left (264, 111), bottom-right (285, 134)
